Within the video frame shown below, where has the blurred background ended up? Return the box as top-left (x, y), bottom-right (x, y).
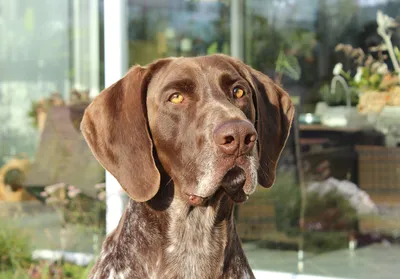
top-left (1, 0), bottom-right (400, 278)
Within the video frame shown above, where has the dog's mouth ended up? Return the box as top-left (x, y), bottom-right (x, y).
top-left (186, 166), bottom-right (250, 206)
top-left (185, 154), bottom-right (258, 206)
top-left (220, 166), bottom-right (248, 203)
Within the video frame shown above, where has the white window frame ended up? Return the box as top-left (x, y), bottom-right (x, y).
top-left (103, 0), bottom-right (129, 234)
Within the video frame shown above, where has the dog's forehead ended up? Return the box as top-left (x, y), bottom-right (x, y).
top-left (148, 56), bottom-right (240, 92)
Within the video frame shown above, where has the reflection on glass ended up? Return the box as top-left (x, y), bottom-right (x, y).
top-left (1, 0), bottom-right (400, 277)
top-left (127, 0), bottom-right (231, 65)
top-left (0, 2), bottom-right (104, 276)
top-left (242, 0), bottom-right (400, 277)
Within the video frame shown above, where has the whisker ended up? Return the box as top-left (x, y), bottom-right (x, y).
top-left (259, 161), bottom-right (272, 180)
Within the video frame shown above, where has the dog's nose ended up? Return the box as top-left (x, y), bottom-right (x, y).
top-left (213, 120), bottom-right (257, 155)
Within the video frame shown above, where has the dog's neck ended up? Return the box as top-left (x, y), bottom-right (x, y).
top-left (158, 191), bottom-right (233, 278)
top-left (111, 182), bottom-right (253, 278)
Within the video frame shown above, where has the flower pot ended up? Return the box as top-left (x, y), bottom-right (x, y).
top-left (373, 106), bottom-right (400, 146)
top-left (358, 91), bottom-right (389, 114)
top-left (358, 89), bottom-right (400, 114)
top-left (315, 102), bottom-right (367, 129)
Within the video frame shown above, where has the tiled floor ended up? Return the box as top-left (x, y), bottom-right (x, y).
top-left (245, 242), bottom-right (400, 279)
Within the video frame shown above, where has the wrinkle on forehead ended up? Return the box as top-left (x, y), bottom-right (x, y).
top-left (148, 56), bottom-right (243, 95)
top-left (151, 59), bottom-right (201, 84)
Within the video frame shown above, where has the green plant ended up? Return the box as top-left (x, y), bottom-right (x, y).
top-left (206, 41), bottom-right (229, 55)
top-left (257, 171), bottom-right (358, 253)
top-left (63, 262), bottom-right (93, 279)
top-left (27, 261), bottom-right (90, 279)
top-left (304, 190), bottom-right (358, 231)
top-left (246, 9), bottom-right (316, 85)
top-left (24, 260), bottom-right (92, 279)
top-left (0, 220), bottom-right (32, 271)
top-left (40, 183), bottom-right (106, 234)
top-left (266, 171), bottom-right (301, 235)
top-left (268, 172), bottom-right (358, 235)
top-left (0, 219), bottom-right (95, 278)
top-left (319, 83), bottom-right (359, 106)
top-left (303, 231), bottom-right (349, 253)
top-left (0, 269), bottom-right (29, 279)
top-left (275, 49), bottom-right (301, 84)
top-left (0, 261), bottom-right (92, 279)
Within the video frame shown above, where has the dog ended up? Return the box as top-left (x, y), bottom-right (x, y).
top-left (81, 54), bottom-right (294, 279)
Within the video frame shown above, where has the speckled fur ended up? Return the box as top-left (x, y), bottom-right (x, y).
top-left (89, 192), bottom-right (254, 279)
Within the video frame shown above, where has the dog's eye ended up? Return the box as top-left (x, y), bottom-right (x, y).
top-left (168, 93), bottom-right (184, 104)
top-left (233, 87), bottom-right (245, 99)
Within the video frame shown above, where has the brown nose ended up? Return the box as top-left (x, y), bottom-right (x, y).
top-left (213, 120), bottom-right (257, 155)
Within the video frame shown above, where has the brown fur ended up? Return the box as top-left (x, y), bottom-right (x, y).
top-left (80, 54), bottom-right (294, 279)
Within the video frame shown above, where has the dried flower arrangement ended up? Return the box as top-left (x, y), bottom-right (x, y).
top-left (356, 10), bottom-right (400, 113)
top-left (321, 11), bottom-right (400, 112)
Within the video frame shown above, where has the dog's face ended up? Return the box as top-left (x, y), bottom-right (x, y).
top-left (81, 54), bottom-right (294, 205)
top-left (146, 56), bottom-right (258, 205)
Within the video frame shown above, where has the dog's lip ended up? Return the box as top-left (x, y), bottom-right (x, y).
top-left (185, 193), bottom-right (209, 206)
top-left (185, 190), bottom-right (249, 206)
top-left (185, 192), bottom-right (209, 199)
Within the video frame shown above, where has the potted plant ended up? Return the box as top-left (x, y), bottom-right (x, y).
top-left (354, 11), bottom-right (400, 113)
top-left (315, 42), bottom-right (369, 128)
top-left (316, 10), bottom-right (400, 131)
top-left (357, 11), bottom-right (400, 146)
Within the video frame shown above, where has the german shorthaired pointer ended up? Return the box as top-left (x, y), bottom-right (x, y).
top-left (81, 54), bottom-right (294, 279)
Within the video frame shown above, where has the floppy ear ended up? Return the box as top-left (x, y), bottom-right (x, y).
top-left (250, 69), bottom-right (295, 188)
top-left (80, 60), bottom-right (171, 202)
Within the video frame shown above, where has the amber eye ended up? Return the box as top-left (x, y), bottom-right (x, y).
top-left (168, 93), bottom-right (184, 104)
top-left (233, 87), bottom-right (245, 99)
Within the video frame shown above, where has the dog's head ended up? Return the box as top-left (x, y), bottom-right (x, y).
top-left (81, 54), bottom-right (294, 205)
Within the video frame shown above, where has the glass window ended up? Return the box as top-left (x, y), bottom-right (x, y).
top-left (127, 0), bottom-right (231, 65)
top-left (0, 1), bottom-right (104, 275)
top-left (2, 0), bottom-right (400, 277)
top-left (241, 0), bottom-right (400, 277)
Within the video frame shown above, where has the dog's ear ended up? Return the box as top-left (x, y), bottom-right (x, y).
top-left (80, 59), bottom-right (172, 202)
top-left (250, 69), bottom-right (295, 188)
